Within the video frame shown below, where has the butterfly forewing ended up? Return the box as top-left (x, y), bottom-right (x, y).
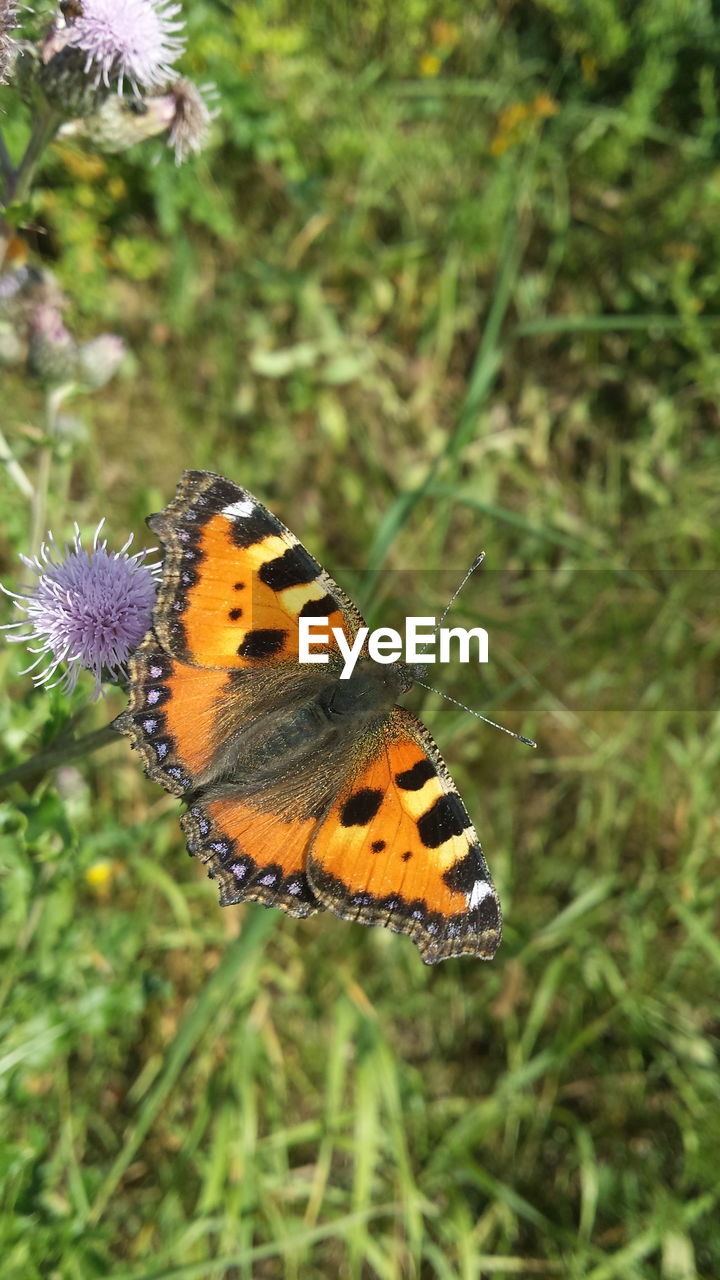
top-left (148, 471), bottom-right (364, 669)
top-left (116, 631), bottom-right (231, 795)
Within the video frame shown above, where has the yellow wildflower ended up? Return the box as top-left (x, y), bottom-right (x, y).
top-left (419, 52), bottom-right (442, 77)
top-left (532, 94), bottom-right (558, 118)
top-left (53, 146), bottom-right (107, 181)
top-left (491, 94), bottom-right (559, 156)
top-left (84, 860), bottom-right (116, 893)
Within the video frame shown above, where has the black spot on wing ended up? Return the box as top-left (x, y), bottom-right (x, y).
top-left (228, 607), bottom-right (243, 620)
top-left (417, 792), bottom-right (469, 848)
top-left (469, 894), bottom-right (501, 933)
top-left (371, 839), bottom-right (386, 852)
top-left (259, 545), bottom-right (319, 591)
top-left (204, 477), bottom-right (248, 515)
top-left (395, 758), bottom-right (436, 791)
top-left (237, 628), bottom-right (287, 659)
top-left (401, 850), bottom-right (413, 862)
top-left (228, 506), bottom-right (281, 548)
top-left (300, 593), bottom-right (340, 619)
top-left (340, 788), bottom-right (384, 827)
top-left (442, 845), bottom-right (486, 895)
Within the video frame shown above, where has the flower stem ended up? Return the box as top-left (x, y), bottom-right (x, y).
top-left (0, 426), bottom-right (35, 499)
top-left (0, 130), bottom-right (13, 195)
top-left (5, 107), bottom-right (62, 207)
top-left (30, 385), bottom-right (69, 558)
top-left (1, 108), bottom-right (62, 270)
top-left (0, 724), bottom-right (118, 791)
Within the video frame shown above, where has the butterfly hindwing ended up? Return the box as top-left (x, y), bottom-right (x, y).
top-left (307, 707), bottom-right (502, 964)
top-left (148, 470), bottom-right (364, 669)
top-left (182, 799), bottom-right (321, 917)
top-left (117, 630), bottom-right (327, 916)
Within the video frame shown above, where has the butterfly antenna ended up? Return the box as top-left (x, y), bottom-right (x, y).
top-left (435, 552), bottom-right (485, 634)
top-left (414, 679), bottom-right (537, 748)
top-left (422, 553), bottom-right (536, 747)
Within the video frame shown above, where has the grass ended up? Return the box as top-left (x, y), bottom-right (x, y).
top-left (1, 1), bottom-right (719, 1277)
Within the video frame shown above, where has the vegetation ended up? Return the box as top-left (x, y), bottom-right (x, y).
top-left (1, 2), bottom-right (718, 1276)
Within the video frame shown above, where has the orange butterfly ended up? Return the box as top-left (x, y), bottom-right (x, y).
top-left (115, 471), bottom-right (502, 963)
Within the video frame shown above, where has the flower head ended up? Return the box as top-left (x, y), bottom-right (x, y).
top-left (77, 332), bottom-right (126, 388)
top-left (63, 90), bottom-right (176, 150)
top-left (1, 269), bottom-right (66, 369)
top-left (66, 0), bottom-right (185, 94)
top-left (27, 304), bottom-right (78, 386)
top-left (61, 76), bottom-right (215, 162)
top-left (2, 523), bottom-right (160, 697)
top-left (165, 77), bottom-right (213, 163)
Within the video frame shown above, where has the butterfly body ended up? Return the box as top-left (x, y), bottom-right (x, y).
top-left (116, 471), bottom-right (502, 964)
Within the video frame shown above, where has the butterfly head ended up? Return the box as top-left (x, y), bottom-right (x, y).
top-left (321, 656), bottom-right (422, 721)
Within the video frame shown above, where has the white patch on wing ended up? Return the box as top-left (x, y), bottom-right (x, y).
top-left (467, 879), bottom-right (494, 910)
top-left (222, 499), bottom-right (256, 519)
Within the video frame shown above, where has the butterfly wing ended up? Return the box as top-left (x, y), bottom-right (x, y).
top-left (115, 631), bottom-right (324, 916)
top-left (306, 707), bottom-right (502, 964)
top-left (181, 799), bottom-right (321, 917)
top-left (115, 630), bottom-right (231, 795)
top-left (117, 470), bottom-right (368, 918)
top-left (147, 469), bottom-right (365, 669)
top-left (118, 471), bottom-right (501, 957)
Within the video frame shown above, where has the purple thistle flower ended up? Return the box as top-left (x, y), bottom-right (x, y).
top-left (27, 304), bottom-right (78, 386)
top-left (1, 522), bottom-right (161, 698)
top-left (66, 0), bottom-right (185, 94)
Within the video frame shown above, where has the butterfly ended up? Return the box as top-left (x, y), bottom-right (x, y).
top-left (115, 470), bottom-right (502, 964)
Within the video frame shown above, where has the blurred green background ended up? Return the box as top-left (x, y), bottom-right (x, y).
top-left (1, 2), bottom-right (719, 1277)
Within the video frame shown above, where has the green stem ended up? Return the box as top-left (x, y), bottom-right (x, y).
top-left (5, 107), bottom-right (62, 207)
top-left (0, 725), bottom-right (118, 791)
top-left (0, 130), bottom-right (13, 195)
top-left (0, 426), bottom-right (35, 499)
top-left (511, 312), bottom-right (720, 338)
top-left (30, 385), bottom-right (72, 558)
